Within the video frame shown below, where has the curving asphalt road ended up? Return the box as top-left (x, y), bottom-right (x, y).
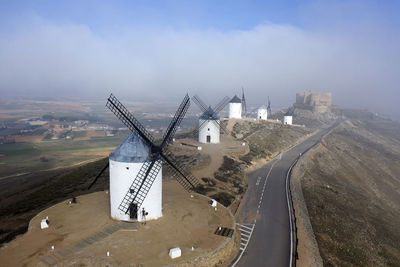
top-left (234, 120), bottom-right (342, 267)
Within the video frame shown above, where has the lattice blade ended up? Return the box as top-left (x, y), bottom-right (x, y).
top-left (267, 96), bottom-right (272, 115)
top-left (161, 151), bottom-right (200, 191)
top-left (212, 119), bottom-right (228, 133)
top-left (106, 94), bottom-right (155, 145)
top-left (87, 162), bottom-right (109, 190)
top-left (192, 119), bottom-right (207, 137)
top-left (192, 95), bottom-right (208, 112)
top-left (117, 156), bottom-right (162, 214)
top-left (241, 87), bottom-right (247, 114)
top-left (161, 94), bottom-right (190, 149)
top-left (213, 96), bottom-right (230, 114)
top-left (198, 119), bottom-right (208, 132)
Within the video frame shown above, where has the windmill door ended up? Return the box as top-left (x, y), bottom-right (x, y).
top-left (207, 135), bottom-right (211, 143)
top-left (129, 203), bottom-right (138, 219)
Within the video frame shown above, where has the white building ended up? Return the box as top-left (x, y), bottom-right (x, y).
top-left (109, 132), bottom-right (162, 222)
top-left (283, 111), bottom-right (293, 125)
top-left (229, 95), bottom-right (242, 119)
top-left (257, 105), bottom-right (268, 120)
top-left (199, 107), bottom-right (220, 144)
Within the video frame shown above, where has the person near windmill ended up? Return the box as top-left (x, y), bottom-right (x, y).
top-left (142, 207), bottom-right (148, 225)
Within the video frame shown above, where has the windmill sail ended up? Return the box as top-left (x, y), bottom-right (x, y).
top-left (105, 93), bottom-right (198, 215)
top-left (118, 155), bottom-right (163, 214)
top-left (242, 87), bottom-right (247, 115)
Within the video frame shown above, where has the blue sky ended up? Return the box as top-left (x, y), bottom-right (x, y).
top-left (1, 0), bottom-right (398, 31)
top-left (0, 0), bottom-right (399, 117)
top-left (0, 1), bottom-right (306, 31)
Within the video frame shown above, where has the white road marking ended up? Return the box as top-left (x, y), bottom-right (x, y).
top-left (239, 224), bottom-right (253, 231)
top-left (254, 158), bottom-right (280, 216)
top-left (231, 223), bottom-right (256, 267)
top-left (240, 229), bottom-right (252, 235)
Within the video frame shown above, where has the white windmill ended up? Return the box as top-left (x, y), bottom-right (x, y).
top-left (229, 95), bottom-right (242, 119)
top-left (88, 94), bottom-right (200, 222)
top-left (192, 95), bottom-right (230, 144)
top-left (257, 105), bottom-right (268, 120)
top-left (284, 110), bottom-right (293, 125)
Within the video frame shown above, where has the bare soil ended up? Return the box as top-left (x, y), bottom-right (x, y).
top-left (0, 181), bottom-right (235, 266)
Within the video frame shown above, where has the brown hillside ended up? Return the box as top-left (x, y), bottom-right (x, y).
top-left (294, 116), bottom-right (400, 266)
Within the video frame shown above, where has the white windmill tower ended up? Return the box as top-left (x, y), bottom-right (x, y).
top-left (284, 110), bottom-right (293, 125)
top-left (192, 95), bottom-right (230, 144)
top-left (229, 95), bottom-right (242, 119)
top-left (108, 133), bottom-right (162, 221)
top-left (88, 94), bottom-right (200, 222)
top-left (257, 105), bottom-right (268, 120)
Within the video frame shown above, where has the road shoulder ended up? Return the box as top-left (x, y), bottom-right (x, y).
top-left (291, 160), bottom-right (323, 267)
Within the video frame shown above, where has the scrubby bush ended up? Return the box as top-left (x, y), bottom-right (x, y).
top-left (210, 192), bottom-right (235, 207)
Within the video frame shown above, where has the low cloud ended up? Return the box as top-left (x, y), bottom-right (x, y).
top-left (0, 13), bottom-right (399, 117)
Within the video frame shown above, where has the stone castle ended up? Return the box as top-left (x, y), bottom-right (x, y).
top-left (294, 91), bottom-right (332, 113)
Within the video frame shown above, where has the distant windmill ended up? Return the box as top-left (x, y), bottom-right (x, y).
top-left (257, 104), bottom-right (268, 120)
top-left (192, 95), bottom-right (230, 144)
top-left (88, 94), bottom-right (200, 222)
top-left (241, 87), bottom-right (247, 116)
top-left (284, 110), bottom-right (293, 125)
top-left (229, 95), bottom-right (242, 119)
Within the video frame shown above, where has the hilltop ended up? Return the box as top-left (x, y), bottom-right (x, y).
top-left (0, 117), bottom-right (314, 252)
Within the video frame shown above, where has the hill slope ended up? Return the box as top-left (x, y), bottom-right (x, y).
top-left (294, 115), bottom-right (400, 266)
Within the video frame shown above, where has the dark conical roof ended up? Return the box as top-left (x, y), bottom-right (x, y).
top-left (258, 105), bottom-right (267, 110)
top-left (284, 110), bottom-right (294, 116)
top-left (199, 106), bottom-right (219, 120)
top-left (109, 132), bottom-right (150, 163)
top-left (230, 95), bottom-right (242, 103)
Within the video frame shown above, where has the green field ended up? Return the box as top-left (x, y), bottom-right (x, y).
top-left (0, 135), bottom-right (127, 178)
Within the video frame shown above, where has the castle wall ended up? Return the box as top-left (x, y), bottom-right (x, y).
top-left (294, 91), bottom-right (332, 113)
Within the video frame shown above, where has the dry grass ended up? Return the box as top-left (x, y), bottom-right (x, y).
top-left (232, 119), bottom-right (313, 162)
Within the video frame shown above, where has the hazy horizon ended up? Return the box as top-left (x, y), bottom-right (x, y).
top-left (1, 1), bottom-right (399, 119)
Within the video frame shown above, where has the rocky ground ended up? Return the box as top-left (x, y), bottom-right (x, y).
top-left (271, 108), bottom-right (338, 128)
top-left (293, 112), bottom-right (400, 266)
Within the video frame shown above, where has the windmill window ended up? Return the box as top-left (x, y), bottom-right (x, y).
top-left (208, 128), bottom-right (210, 131)
top-left (126, 167), bottom-right (129, 170)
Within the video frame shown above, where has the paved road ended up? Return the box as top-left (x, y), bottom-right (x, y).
top-left (234, 121), bottom-right (342, 267)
